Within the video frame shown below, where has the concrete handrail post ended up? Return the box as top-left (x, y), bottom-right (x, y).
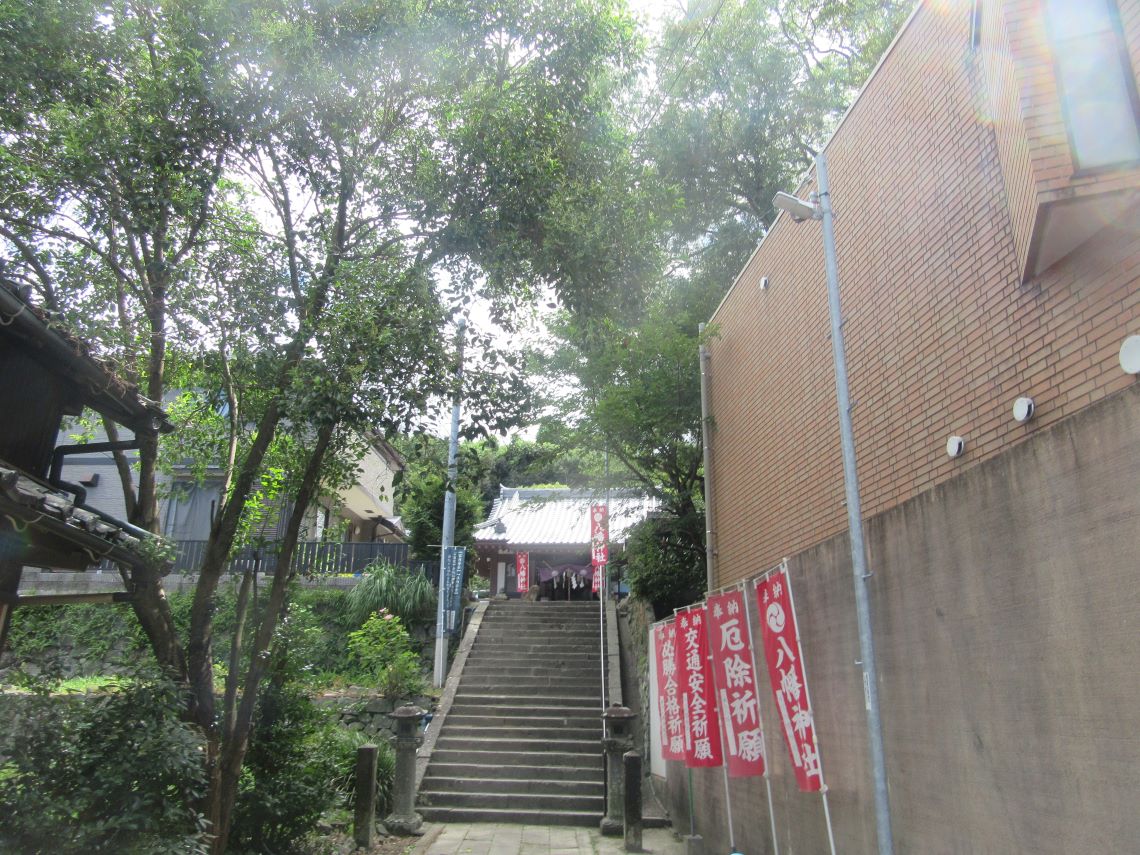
top-left (623, 750), bottom-right (643, 852)
top-left (384, 705), bottom-right (426, 835)
top-left (353, 744), bottom-right (379, 848)
top-left (600, 704), bottom-right (637, 836)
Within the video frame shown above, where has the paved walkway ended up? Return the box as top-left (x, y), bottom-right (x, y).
top-left (410, 823), bottom-right (687, 855)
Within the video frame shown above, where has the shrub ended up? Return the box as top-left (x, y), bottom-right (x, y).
top-left (328, 728), bottom-right (397, 818)
top-left (345, 561), bottom-right (435, 627)
top-left (229, 680), bottom-right (346, 854)
top-left (0, 669), bottom-right (208, 854)
top-left (624, 515), bottom-right (706, 618)
top-left (347, 609), bottom-right (425, 698)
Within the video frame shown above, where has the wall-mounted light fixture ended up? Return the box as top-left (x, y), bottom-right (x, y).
top-left (759, 276), bottom-right (770, 290)
top-left (1012, 397), bottom-right (1035, 423)
top-left (946, 435), bottom-right (966, 458)
top-left (1121, 334), bottom-right (1140, 375)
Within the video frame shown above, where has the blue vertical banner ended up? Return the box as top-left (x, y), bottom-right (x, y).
top-left (441, 545), bottom-right (467, 635)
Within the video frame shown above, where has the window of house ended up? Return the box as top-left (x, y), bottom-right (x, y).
top-left (1046, 0), bottom-right (1140, 171)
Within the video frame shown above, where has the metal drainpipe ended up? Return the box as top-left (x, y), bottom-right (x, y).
top-left (698, 322), bottom-right (715, 592)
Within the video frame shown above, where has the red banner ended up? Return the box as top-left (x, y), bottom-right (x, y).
top-left (654, 621), bottom-right (684, 761)
top-left (677, 605), bottom-right (724, 767)
top-left (707, 589), bottom-right (766, 777)
top-left (755, 567), bottom-right (824, 791)
top-left (515, 551), bottom-right (529, 593)
top-left (590, 504), bottom-right (608, 593)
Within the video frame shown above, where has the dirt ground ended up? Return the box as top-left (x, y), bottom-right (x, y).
top-left (303, 829), bottom-right (420, 855)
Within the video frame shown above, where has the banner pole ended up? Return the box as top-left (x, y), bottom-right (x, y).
top-left (721, 766), bottom-right (736, 851)
top-left (706, 595), bottom-right (737, 852)
top-left (687, 767), bottom-right (696, 838)
top-left (743, 579), bottom-right (780, 855)
top-left (822, 790), bottom-right (838, 855)
top-left (781, 561), bottom-right (837, 854)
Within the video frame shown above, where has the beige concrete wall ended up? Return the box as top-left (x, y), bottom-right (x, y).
top-left (665, 383), bottom-right (1140, 853)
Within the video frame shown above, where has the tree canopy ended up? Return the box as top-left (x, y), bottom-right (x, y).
top-left (0, 0), bottom-right (914, 844)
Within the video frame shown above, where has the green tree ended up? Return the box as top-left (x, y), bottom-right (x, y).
top-left (1, 1), bottom-right (646, 849)
top-left (541, 0), bottom-right (910, 612)
top-left (400, 469), bottom-right (483, 563)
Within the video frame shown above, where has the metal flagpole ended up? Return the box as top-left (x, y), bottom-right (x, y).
top-left (433, 319), bottom-right (466, 688)
top-left (674, 605), bottom-right (697, 843)
top-left (741, 579), bottom-right (780, 855)
top-left (702, 588), bottom-right (738, 852)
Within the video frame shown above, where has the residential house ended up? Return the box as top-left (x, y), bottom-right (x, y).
top-left (0, 283), bottom-right (172, 651)
top-left (58, 419), bottom-right (410, 575)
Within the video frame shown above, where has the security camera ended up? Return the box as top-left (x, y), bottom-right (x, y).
top-left (772, 191), bottom-right (818, 222)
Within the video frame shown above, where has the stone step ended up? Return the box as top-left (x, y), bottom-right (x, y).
top-left (470, 643), bottom-right (600, 656)
top-left (439, 723), bottom-right (599, 742)
top-left (419, 776), bottom-right (603, 798)
top-left (453, 686), bottom-right (600, 702)
top-left (485, 603), bottom-right (599, 611)
top-left (473, 630), bottom-right (598, 641)
top-left (473, 634), bottom-right (598, 645)
top-left (447, 695), bottom-right (600, 711)
top-left (476, 628), bottom-right (597, 636)
top-left (417, 805), bottom-right (600, 827)
top-left (434, 735), bottom-right (598, 755)
top-left (418, 789), bottom-right (605, 812)
top-left (460, 664), bottom-right (600, 678)
top-left (457, 672), bottom-right (600, 688)
top-left (417, 600), bottom-right (606, 830)
top-left (426, 748), bottom-right (603, 769)
top-left (442, 713), bottom-right (600, 730)
top-left (422, 762), bottom-right (602, 783)
top-left (459, 673), bottom-right (600, 688)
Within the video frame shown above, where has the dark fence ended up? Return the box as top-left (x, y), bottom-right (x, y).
top-left (160, 540), bottom-right (435, 578)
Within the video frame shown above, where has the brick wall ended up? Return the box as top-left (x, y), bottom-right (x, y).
top-left (662, 382), bottom-right (1140, 854)
top-left (707, 0), bottom-right (1140, 586)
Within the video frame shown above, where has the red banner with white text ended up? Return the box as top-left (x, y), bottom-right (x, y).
top-left (515, 551), bottom-right (529, 593)
top-left (590, 504), bottom-right (608, 593)
top-left (654, 621), bottom-right (684, 761)
top-left (707, 589), bottom-right (766, 777)
top-left (755, 567), bottom-right (824, 791)
top-left (677, 605), bottom-right (724, 768)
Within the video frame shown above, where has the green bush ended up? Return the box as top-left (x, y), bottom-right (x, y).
top-left (2, 603), bottom-right (147, 676)
top-left (329, 728), bottom-right (397, 818)
top-left (229, 680), bottom-right (347, 854)
top-left (0, 670), bottom-right (208, 854)
top-left (347, 609), bottom-right (425, 697)
top-left (345, 561), bottom-right (435, 627)
top-left (624, 515), bottom-right (706, 618)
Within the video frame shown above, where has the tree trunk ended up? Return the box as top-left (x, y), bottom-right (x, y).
top-left (206, 421), bottom-right (337, 855)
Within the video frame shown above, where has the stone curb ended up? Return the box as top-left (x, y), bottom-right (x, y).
top-left (414, 600), bottom-right (487, 794)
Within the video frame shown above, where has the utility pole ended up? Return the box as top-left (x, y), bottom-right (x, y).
top-left (433, 319), bottom-right (466, 689)
top-left (773, 151), bottom-right (894, 855)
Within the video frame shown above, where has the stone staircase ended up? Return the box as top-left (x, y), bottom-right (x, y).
top-left (418, 600), bottom-right (605, 825)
